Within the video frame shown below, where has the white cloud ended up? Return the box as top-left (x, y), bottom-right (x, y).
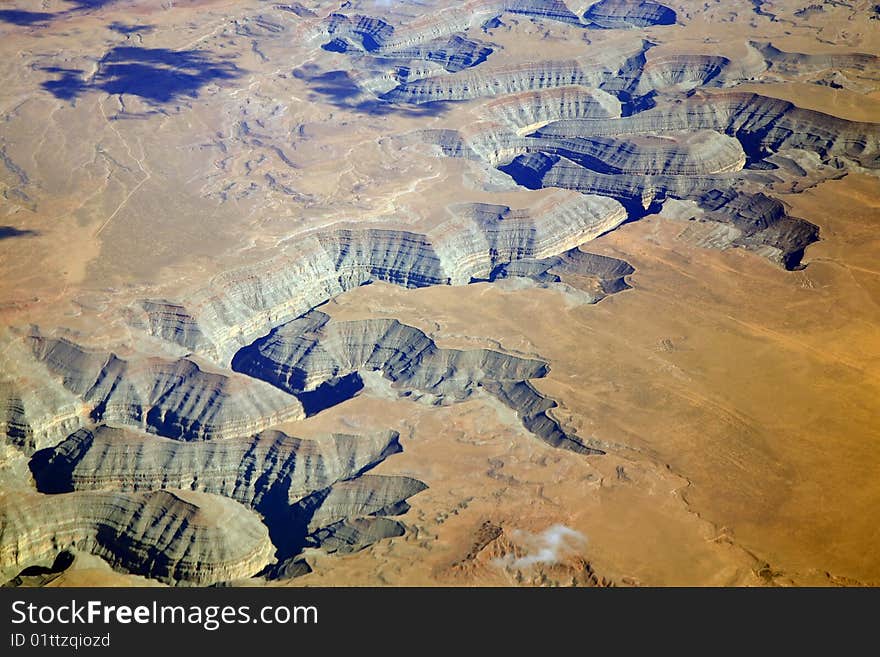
top-left (496, 524), bottom-right (587, 569)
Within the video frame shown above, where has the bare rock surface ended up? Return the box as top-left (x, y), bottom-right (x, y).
top-left (0, 489), bottom-right (274, 586)
top-left (0, 0), bottom-right (877, 588)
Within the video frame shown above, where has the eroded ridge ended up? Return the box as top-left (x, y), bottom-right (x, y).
top-left (582, 0), bottom-right (677, 29)
top-left (2, 0), bottom-right (877, 589)
top-left (232, 310), bottom-right (603, 455)
top-left (320, 0), bottom-right (587, 56)
top-left (133, 193), bottom-right (630, 362)
top-left (30, 425), bottom-right (401, 504)
top-left (26, 334), bottom-right (305, 442)
top-left (409, 85), bottom-right (880, 267)
top-left (293, 475), bottom-right (429, 550)
top-left (0, 489), bottom-right (274, 586)
top-left (529, 92), bottom-right (880, 168)
top-left (22, 423), bottom-right (424, 574)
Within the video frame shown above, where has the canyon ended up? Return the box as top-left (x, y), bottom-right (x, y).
top-left (0, 0), bottom-right (878, 587)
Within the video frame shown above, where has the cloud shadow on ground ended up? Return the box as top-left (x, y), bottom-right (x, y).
top-left (41, 46), bottom-right (241, 104)
top-left (0, 226), bottom-right (38, 240)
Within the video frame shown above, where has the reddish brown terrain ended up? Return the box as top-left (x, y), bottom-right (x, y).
top-left (0, 0), bottom-right (878, 587)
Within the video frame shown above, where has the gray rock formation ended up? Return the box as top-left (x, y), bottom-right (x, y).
top-left (532, 92), bottom-right (880, 168)
top-left (296, 474), bottom-right (428, 535)
top-left (324, 13), bottom-right (395, 53)
top-left (232, 310), bottom-right (548, 405)
top-left (327, 31), bottom-right (494, 74)
top-left (504, 0), bottom-right (584, 25)
top-left (406, 86), bottom-right (876, 270)
top-left (527, 130), bottom-right (747, 175)
top-left (0, 489), bottom-right (274, 586)
top-left (381, 41), bottom-right (652, 104)
top-left (583, 0), bottom-right (677, 29)
top-left (483, 380), bottom-right (605, 454)
top-left (307, 517), bottom-right (406, 554)
top-left (232, 310), bottom-right (598, 453)
top-left (19, 411), bottom-right (427, 581)
top-left (487, 248), bottom-right (634, 296)
top-left (500, 153), bottom-right (819, 268)
top-left (486, 87), bottom-right (622, 130)
top-left (751, 41), bottom-right (879, 75)
top-left (30, 425), bottom-right (401, 507)
top-left (321, 2), bottom-right (583, 63)
top-left (132, 193), bottom-right (629, 362)
top-left (27, 335), bottom-right (304, 441)
top-left (0, 379), bottom-right (82, 455)
top-left (634, 54), bottom-right (731, 95)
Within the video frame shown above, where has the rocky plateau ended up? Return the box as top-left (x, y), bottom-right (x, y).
top-left (0, 0), bottom-right (878, 587)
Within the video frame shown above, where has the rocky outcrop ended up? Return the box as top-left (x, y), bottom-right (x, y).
top-left (700, 190), bottom-right (820, 270)
top-left (324, 13), bottom-right (395, 53)
top-left (133, 193), bottom-right (629, 362)
top-left (634, 55), bottom-right (730, 95)
top-left (3, 550), bottom-right (74, 588)
top-left (307, 517), bottom-right (406, 554)
top-left (137, 300), bottom-right (212, 353)
top-left (381, 42), bottom-right (652, 104)
top-left (526, 130), bottom-right (747, 175)
top-left (0, 380), bottom-right (82, 455)
top-left (24, 417), bottom-right (424, 580)
top-left (319, 1), bottom-right (586, 69)
top-left (443, 520), bottom-right (612, 585)
top-left (500, 151), bottom-right (724, 208)
top-left (296, 475), bottom-right (428, 534)
top-left (259, 472), bottom-right (427, 561)
top-left (232, 310), bottom-right (549, 404)
top-left (27, 335), bottom-right (304, 441)
top-left (486, 87), bottom-right (622, 131)
top-left (233, 310), bottom-right (599, 453)
top-left (486, 248), bottom-right (634, 295)
top-left (327, 31), bottom-right (495, 74)
top-left (500, 153), bottom-right (819, 268)
top-left (0, 489), bottom-right (274, 586)
top-left (0, 339), bottom-right (85, 455)
top-left (504, 0), bottom-right (584, 24)
top-left (532, 91), bottom-right (880, 168)
top-left (582, 0), bottom-right (677, 29)
top-left (483, 380), bottom-right (605, 454)
top-left (405, 86), bottom-right (876, 269)
top-left (751, 41), bottom-right (879, 76)
top-left (30, 425), bottom-right (401, 506)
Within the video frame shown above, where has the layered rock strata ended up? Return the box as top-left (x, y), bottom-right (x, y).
top-left (25, 423), bottom-right (424, 569)
top-left (232, 310), bottom-right (600, 454)
top-left (0, 489), bottom-right (274, 586)
top-left (133, 193), bottom-right (629, 362)
top-left (582, 0), bottom-right (677, 29)
top-left (27, 335), bottom-right (304, 441)
top-left (531, 92), bottom-right (880, 168)
top-left (30, 425), bottom-right (401, 506)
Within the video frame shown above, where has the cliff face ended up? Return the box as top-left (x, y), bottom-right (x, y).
top-left (28, 335), bottom-right (306, 441)
top-left (0, 489), bottom-right (274, 586)
top-left (232, 310), bottom-right (599, 454)
top-left (129, 194), bottom-right (629, 363)
top-left (31, 426), bottom-right (401, 507)
top-left (1, 0), bottom-right (877, 588)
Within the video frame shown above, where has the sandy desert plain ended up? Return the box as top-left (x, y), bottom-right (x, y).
top-left (0, 0), bottom-right (878, 587)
